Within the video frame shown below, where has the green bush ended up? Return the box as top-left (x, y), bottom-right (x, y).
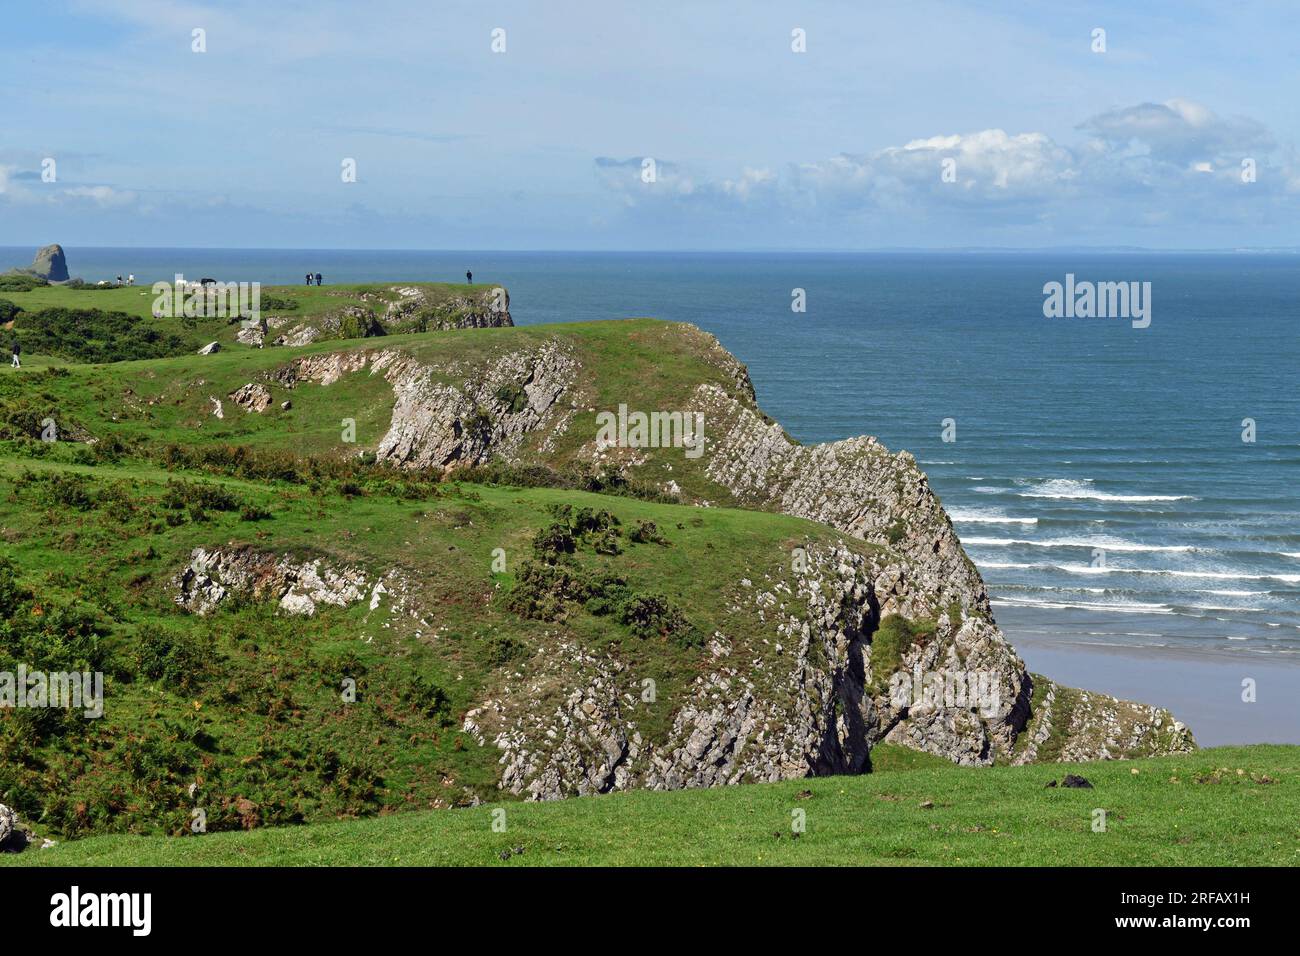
top-left (132, 624), bottom-right (214, 691)
top-left (629, 520), bottom-right (668, 545)
top-left (13, 306), bottom-right (192, 363)
top-left (0, 273), bottom-right (48, 292)
top-left (0, 298), bottom-right (21, 322)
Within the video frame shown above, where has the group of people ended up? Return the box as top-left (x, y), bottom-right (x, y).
top-left (304, 272), bottom-right (324, 286)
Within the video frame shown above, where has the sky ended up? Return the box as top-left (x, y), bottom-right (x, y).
top-left (2, 0), bottom-right (1299, 250)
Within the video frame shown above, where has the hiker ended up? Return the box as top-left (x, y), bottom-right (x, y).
top-left (466, 270), bottom-right (472, 284)
top-left (306, 273), bottom-right (313, 286)
top-left (10, 340), bottom-right (19, 369)
top-left (116, 274), bottom-right (123, 286)
top-left (314, 273), bottom-right (323, 286)
top-left (127, 274), bottom-right (135, 286)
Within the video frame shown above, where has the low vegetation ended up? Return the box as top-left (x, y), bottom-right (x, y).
top-left (5, 744), bottom-right (1295, 866)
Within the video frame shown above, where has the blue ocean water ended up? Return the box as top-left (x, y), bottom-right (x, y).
top-left (10, 247), bottom-right (1299, 657)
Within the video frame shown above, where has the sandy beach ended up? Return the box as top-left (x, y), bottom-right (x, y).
top-left (1005, 628), bottom-right (1300, 747)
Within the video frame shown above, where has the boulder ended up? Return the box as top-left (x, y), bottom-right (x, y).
top-left (197, 341), bottom-right (221, 355)
top-left (229, 382), bottom-right (272, 413)
top-left (0, 803), bottom-right (26, 851)
top-left (30, 244), bottom-right (69, 282)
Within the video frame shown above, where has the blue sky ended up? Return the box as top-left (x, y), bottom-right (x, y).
top-left (2, 0), bottom-right (1299, 250)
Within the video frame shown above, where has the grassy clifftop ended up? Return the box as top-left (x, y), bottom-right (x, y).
top-left (0, 281), bottom-right (510, 360)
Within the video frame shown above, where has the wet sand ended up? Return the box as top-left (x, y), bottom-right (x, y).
top-left (1007, 632), bottom-right (1300, 747)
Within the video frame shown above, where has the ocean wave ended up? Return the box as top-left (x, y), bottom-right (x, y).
top-left (947, 508), bottom-right (1037, 525)
top-left (985, 560), bottom-right (1300, 584)
top-left (993, 596), bottom-right (1173, 615)
top-left (962, 536), bottom-right (1195, 553)
top-left (977, 478), bottom-right (1195, 502)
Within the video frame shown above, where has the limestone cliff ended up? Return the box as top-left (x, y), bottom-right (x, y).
top-left (256, 321), bottom-right (1194, 795)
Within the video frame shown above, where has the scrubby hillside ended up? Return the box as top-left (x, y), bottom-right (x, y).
top-left (0, 315), bottom-right (1197, 845)
top-left (0, 281), bottom-right (511, 361)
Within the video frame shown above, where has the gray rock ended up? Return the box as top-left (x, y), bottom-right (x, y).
top-left (0, 803), bottom-right (26, 851)
top-left (30, 244), bottom-right (69, 282)
top-left (228, 382), bottom-right (272, 413)
top-left (197, 341), bottom-right (221, 355)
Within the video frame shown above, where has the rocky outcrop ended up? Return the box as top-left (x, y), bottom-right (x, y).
top-left (266, 323), bottom-right (1194, 782)
top-left (30, 244), bottom-right (69, 282)
top-left (382, 285), bottom-right (513, 330)
top-left (268, 340), bottom-right (577, 471)
top-left (228, 382), bottom-right (272, 413)
top-left (174, 546), bottom-right (387, 617)
top-left (469, 541), bottom-right (1187, 801)
top-left (0, 803), bottom-right (28, 852)
top-left (256, 286), bottom-right (512, 349)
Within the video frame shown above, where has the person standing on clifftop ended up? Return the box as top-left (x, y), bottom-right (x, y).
top-left (466, 270), bottom-right (472, 284)
top-left (305, 273), bottom-right (313, 286)
top-left (10, 341), bottom-right (20, 369)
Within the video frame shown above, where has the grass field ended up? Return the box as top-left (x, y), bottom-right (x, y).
top-left (5, 744), bottom-right (1295, 866)
top-left (0, 281), bottom-right (505, 358)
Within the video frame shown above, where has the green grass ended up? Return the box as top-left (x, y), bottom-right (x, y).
top-left (0, 451), bottom-right (870, 838)
top-left (0, 281), bottom-right (504, 357)
top-left (6, 744), bottom-right (1295, 866)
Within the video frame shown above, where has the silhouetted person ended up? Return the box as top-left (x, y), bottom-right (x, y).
top-left (10, 341), bottom-right (20, 369)
top-left (306, 273), bottom-right (313, 286)
top-left (466, 270), bottom-right (472, 284)
top-left (315, 273), bottom-right (323, 286)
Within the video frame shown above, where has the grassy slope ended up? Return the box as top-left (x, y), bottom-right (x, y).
top-left (0, 450), bottom-right (867, 837)
top-left (3, 319), bottom-right (770, 505)
top-left (0, 282), bottom-right (502, 354)
top-left (6, 745), bottom-right (1295, 866)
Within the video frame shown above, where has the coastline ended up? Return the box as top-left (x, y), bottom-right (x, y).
top-left (1003, 623), bottom-right (1300, 747)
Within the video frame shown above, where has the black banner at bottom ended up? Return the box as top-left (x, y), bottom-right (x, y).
top-left (0, 866), bottom-right (1280, 941)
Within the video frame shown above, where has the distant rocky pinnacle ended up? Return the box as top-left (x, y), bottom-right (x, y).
top-left (30, 244), bottom-right (70, 282)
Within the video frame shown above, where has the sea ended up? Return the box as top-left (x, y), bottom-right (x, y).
top-left (9, 247), bottom-right (1299, 662)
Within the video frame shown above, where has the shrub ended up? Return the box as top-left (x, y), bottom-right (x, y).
top-left (161, 479), bottom-right (241, 514)
top-left (617, 593), bottom-right (698, 645)
top-left (0, 273), bottom-right (48, 292)
top-left (400, 674), bottom-right (453, 726)
top-left (0, 298), bottom-right (21, 322)
top-left (13, 307), bottom-right (192, 363)
top-left (629, 519), bottom-right (667, 545)
top-left (132, 624), bottom-right (214, 690)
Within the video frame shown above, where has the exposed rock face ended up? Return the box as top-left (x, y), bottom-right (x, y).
top-left (382, 285), bottom-right (513, 330)
top-left (197, 341), bottom-right (221, 355)
top-left (267, 324), bottom-right (1194, 788)
top-left (174, 546), bottom-right (381, 617)
top-left (30, 244), bottom-right (69, 282)
top-left (259, 286), bottom-right (512, 348)
top-left (269, 340), bottom-right (576, 471)
top-left (0, 803), bottom-right (15, 845)
top-left (476, 544), bottom-right (1023, 799)
top-left (228, 382), bottom-right (272, 413)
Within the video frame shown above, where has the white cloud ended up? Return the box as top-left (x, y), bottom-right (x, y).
top-left (593, 99), bottom-right (1297, 242)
